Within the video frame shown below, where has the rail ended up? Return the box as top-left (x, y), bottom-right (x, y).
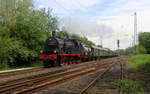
top-left (78, 62), bottom-right (116, 94)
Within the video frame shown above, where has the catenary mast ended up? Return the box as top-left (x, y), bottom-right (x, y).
top-left (134, 12), bottom-right (138, 54)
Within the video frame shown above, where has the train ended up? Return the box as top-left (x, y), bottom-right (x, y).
top-left (39, 31), bottom-right (118, 67)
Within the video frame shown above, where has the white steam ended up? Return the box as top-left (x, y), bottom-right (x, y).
top-left (59, 17), bottom-right (114, 41)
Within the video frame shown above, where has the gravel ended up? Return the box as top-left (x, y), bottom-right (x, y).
top-left (34, 69), bottom-right (105, 94)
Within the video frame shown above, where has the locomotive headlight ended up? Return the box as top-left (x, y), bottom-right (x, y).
top-left (54, 50), bottom-right (57, 53)
top-left (40, 50), bottom-right (43, 53)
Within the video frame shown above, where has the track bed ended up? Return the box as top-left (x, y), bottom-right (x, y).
top-left (0, 57), bottom-right (127, 94)
top-left (34, 56), bottom-right (127, 94)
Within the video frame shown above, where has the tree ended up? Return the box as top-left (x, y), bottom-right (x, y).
top-left (57, 30), bottom-right (70, 38)
top-left (71, 34), bottom-right (95, 46)
top-left (0, 0), bottom-right (58, 68)
top-left (97, 45), bottom-right (102, 48)
top-left (56, 30), bottom-right (95, 46)
top-left (139, 32), bottom-right (150, 54)
top-left (137, 45), bottom-right (147, 54)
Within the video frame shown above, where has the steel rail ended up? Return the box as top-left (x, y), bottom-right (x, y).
top-left (78, 62), bottom-right (116, 94)
top-left (0, 61), bottom-right (112, 94)
top-left (13, 63), bottom-right (113, 94)
top-left (119, 61), bottom-right (124, 94)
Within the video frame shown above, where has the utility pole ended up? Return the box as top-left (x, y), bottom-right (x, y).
top-left (134, 12), bottom-right (138, 54)
top-left (117, 40), bottom-right (120, 49)
top-left (101, 24), bottom-right (105, 47)
top-left (101, 36), bottom-right (103, 47)
top-left (99, 36), bottom-right (103, 47)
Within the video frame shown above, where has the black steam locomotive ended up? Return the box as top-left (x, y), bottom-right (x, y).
top-left (39, 31), bottom-right (117, 67)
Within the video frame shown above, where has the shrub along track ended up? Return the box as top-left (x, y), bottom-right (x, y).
top-left (0, 57), bottom-right (122, 94)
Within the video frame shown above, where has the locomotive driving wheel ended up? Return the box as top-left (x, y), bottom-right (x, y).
top-left (43, 60), bottom-right (55, 67)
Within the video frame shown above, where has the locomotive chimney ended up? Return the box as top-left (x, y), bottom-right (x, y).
top-left (52, 30), bottom-right (56, 37)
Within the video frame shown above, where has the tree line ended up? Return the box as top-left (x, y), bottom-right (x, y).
top-left (116, 32), bottom-right (150, 55)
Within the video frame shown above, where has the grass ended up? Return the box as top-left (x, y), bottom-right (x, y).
top-left (128, 54), bottom-right (150, 73)
top-left (113, 79), bottom-right (144, 94)
top-left (0, 61), bottom-right (43, 71)
top-left (119, 54), bottom-right (150, 94)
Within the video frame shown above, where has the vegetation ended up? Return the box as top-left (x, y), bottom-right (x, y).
top-left (71, 34), bottom-right (95, 46)
top-left (0, 0), bottom-right (95, 70)
top-left (113, 80), bottom-right (144, 94)
top-left (127, 54), bottom-right (150, 93)
top-left (116, 33), bottom-right (150, 93)
top-left (116, 32), bottom-right (150, 55)
top-left (57, 30), bottom-right (71, 38)
top-left (139, 32), bottom-right (150, 54)
top-left (0, 0), bottom-right (57, 70)
top-left (116, 47), bottom-right (135, 55)
top-left (113, 12), bottom-right (150, 94)
top-left (57, 30), bottom-right (95, 46)
top-left (128, 54), bottom-right (150, 73)
top-left (116, 45), bottom-right (147, 55)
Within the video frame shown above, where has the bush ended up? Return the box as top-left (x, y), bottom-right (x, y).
top-left (128, 54), bottom-right (150, 69)
top-left (0, 37), bottom-right (36, 68)
top-left (128, 54), bottom-right (150, 74)
top-left (113, 80), bottom-right (144, 94)
top-left (139, 32), bottom-right (150, 54)
top-left (138, 62), bottom-right (150, 73)
top-left (138, 45), bottom-right (147, 54)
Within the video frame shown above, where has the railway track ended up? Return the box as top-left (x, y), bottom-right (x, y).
top-left (0, 60), bottom-right (101, 79)
top-left (0, 61), bottom-right (97, 83)
top-left (0, 59), bottom-right (115, 94)
top-left (0, 57), bottom-right (118, 80)
top-left (79, 58), bottom-right (124, 94)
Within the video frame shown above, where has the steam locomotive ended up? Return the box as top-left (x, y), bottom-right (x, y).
top-left (39, 31), bottom-right (118, 67)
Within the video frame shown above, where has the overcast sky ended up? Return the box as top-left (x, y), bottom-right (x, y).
top-left (34, 0), bottom-right (150, 50)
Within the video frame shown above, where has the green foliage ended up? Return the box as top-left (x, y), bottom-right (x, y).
top-left (0, 37), bottom-right (13, 68)
top-left (57, 30), bottom-right (95, 46)
top-left (71, 34), bottom-right (95, 46)
top-left (128, 54), bottom-right (150, 73)
top-left (0, 0), bottom-right (95, 70)
top-left (57, 30), bottom-right (70, 38)
top-left (116, 47), bottom-right (135, 55)
top-left (138, 62), bottom-right (150, 73)
top-left (0, 27), bottom-right (36, 68)
top-left (139, 32), bottom-right (150, 54)
top-left (116, 45), bottom-right (142, 55)
top-left (137, 45), bottom-right (147, 54)
top-left (97, 45), bottom-right (102, 48)
top-left (0, 0), bottom-right (58, 69)
top-left (113, 80), bottom-right (144, 94)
